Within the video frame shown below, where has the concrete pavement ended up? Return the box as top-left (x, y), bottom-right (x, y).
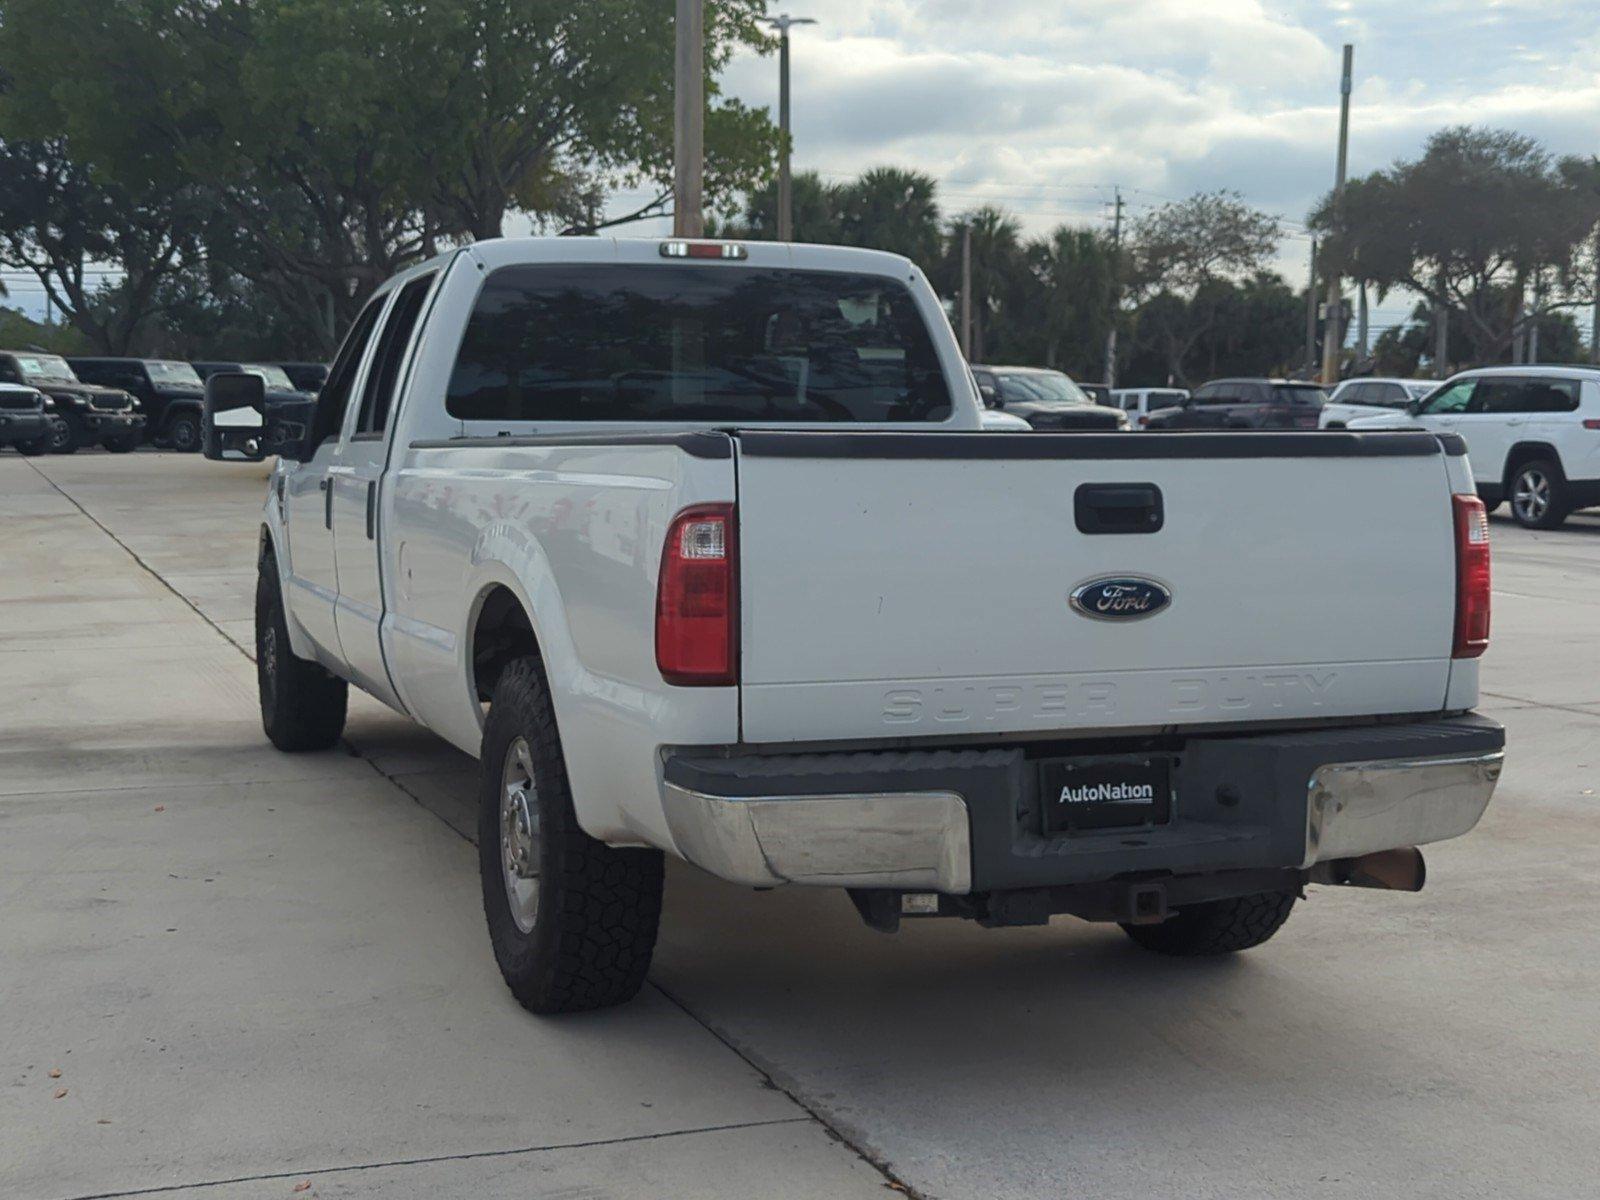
top-left (6, 451), bottom-right (1600, 1199)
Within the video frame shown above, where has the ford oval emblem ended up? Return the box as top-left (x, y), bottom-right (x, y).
top-left (1070, 576), bottom-right (1172, 622)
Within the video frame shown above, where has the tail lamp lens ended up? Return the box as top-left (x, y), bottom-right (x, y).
top-left (1452, 494), bottom-right (1491, 659)
top-left (656, 504), bottom-right (737, 685)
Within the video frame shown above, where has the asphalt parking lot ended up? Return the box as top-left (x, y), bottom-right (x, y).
top-left (4, 450), bottom-right (1599, 1200)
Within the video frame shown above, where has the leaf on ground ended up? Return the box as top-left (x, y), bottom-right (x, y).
top-left (292, 1183), bottom-right (312, 1194)
top-left (153, 805), bottom-right (166, 812)
top-left (48, 1068), bottom-right (61, 1078)
top-left (53, 1088), bottom-right (68, 1099)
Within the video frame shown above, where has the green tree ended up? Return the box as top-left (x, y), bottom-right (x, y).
top-left (941, 206), bottom-right (1023, 363)
top-left (1018, 226), bottom-right (1115, 374)
top-left (1311, 127), bottom-right (1600, 365)
top-left (835, 167), bottom-right (943, 266)
top-left (1127, 190), bottom-right (1282, 385)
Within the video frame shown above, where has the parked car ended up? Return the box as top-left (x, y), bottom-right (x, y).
top-left (205, 236), bottom-right (1503, 1014)
top-left (1145, 378), bottom-right (1325, 430)
top-left (0, 383), bottom-right (60, 454)
top-left (67, 357), bottom-right (205, 451)
top-left (1321, 378), bottom-right (1436, 428)
top-left (971, 365), bottom-right (1128, 429)
top-left (274, 362), bottom-right (330, 393)
top-left (0, 353), bottom-right (145, 453)
top-left (192, 361), bottom-right (311, 397)
top-left (1348, 366), bottom-right (1600, 528)
top-left (1111, 386), bottom-right (1189, 429)
top-left (1078, 381), bottom-right (1113, 406)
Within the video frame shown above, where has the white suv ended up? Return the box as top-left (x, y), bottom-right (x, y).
top-left (1321, 377), bottom-right (1435, 428)
top-left (1348, 366), bottom-right (1600, 528)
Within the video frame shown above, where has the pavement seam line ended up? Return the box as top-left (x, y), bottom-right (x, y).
top-left (648, 977), bottom-right (926, 1199)
top-left (44, 1117), bottom-right (814, 1200)
top-left (20, 457), bottom-right (252, 663)
top-left (1481, 689), bottom-right (1600, 720)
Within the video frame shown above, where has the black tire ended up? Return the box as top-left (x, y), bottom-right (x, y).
top-left (255, 552), bottom-right (347, 751)
top-left (478, 657), bottom-right (663, 1014)
top-left (1508, 458), bottom-right (1567, 530)
top-left (15, 438), bottom-right (47, 456)
top-left (1121, 891), bottom-right (1296, 957)
top-left (48, 417), bottom-right (79, 454)
top-left (166, 410), bottom-right (202, 453)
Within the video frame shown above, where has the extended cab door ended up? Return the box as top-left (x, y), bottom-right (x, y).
top-left (329, 270), bottom-right (438, 709)
top-left (281, 297), bottom-right (386, 665)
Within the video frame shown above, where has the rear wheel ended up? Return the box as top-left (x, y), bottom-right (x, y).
top-left (255, 552), bottom-right (347, 751)
top-left (166, 410), bottom-right (201, 453)
top-left (1121, 891), bottom-right (1296, 957)
top-left (1509, 459), bottom-right (1567, 530)
top-left (478, 656), bottom-right (663, 1014)
top-left (15, 437), bottom-right (47, 456)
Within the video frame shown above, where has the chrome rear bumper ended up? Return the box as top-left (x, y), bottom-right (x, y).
top-left (661, 784), bottom-right (972, 893)
top-left (1304, 751), bottom-right (1503, 867)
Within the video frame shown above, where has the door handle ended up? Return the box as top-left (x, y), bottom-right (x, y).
top-left (321, 476), bottom-right (333, 529)
top-left (365, 480), bottom-right (377, 540)
top-left (1074, 482), bottom-right (1164, 534)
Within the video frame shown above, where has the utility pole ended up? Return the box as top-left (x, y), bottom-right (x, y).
top-left (1103, 187), bottom-right (1124, 388)
top-left (959, 222), bottom-right (973, 358)
top-left (673, 0), bottom-right (705, 238)
top-left (1528, 271), bottom-right (1542, 363)
top-left (762, 13), bottom-right (816, 242)
top-left (1592, 233), bottom-right (1600, 364)
top-left (1320, 43), bottom-right (1353, 386)
top-left (1304, 237), bottom-right (1318, 374)
top-left (1432, 273), bottom-right (1449, 378)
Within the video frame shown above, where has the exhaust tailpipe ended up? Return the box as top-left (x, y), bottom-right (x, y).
top-left (1312, 847), bottom-right (1426, 892)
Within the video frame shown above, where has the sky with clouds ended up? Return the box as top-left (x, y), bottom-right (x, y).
top-left (707, 0), bottom-right (1600, 330)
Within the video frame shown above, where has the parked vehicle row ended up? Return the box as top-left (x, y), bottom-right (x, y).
top-left (201, 236), bottom-right (1503, 1016)
top-left (0, 351), bottom-right (328, 455)
top-left (1321, 377), bottom-right (1436, 428)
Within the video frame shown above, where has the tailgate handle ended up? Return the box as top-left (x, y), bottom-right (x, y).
top-left (1074, 483), bottom-right (1163, 534)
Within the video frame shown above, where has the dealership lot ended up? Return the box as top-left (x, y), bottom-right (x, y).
top-left (4, 452), bottom-right (1599, 1200)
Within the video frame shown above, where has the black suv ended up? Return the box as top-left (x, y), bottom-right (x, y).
top-left (971, 365), bottom-right (1127, 430)
top-left (0, 383), bottom-right (62, 454)
top-left (67, 358), bottom-right (209, 451)
top-left (0, 352), bottom-right (145, 453)
top-left (1145, 378), bottom-right (1326, 430)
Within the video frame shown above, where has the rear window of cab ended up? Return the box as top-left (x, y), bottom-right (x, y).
top-left (445, 264), bottom-right (952, 424)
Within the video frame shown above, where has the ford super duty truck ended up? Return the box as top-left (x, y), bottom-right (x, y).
top-left (203, 237), bottom-right (1505, 1014)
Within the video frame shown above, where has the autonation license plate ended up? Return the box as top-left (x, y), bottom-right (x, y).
top-left (1039, 756), bottom-right (1172, 833)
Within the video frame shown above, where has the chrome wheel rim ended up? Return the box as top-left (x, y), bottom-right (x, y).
top-left (1513, 468), bottom-right (1550, 522)
top-left (500, 737), bottom-right (541, 934)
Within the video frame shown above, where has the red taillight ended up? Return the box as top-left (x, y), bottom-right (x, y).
top-left (659, 240), bottom-right (748, 260)
top-left (656, 503), bottom-right (738, 686)
top-left (1583, 419), bottom-right (1600, 430)
top-left (1452, 494), bottom-right (1491, 659)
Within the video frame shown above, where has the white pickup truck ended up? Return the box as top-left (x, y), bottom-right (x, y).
top-left (203, 237), bottom-right (1505, 1013)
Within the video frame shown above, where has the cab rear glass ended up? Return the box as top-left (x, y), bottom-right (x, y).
top-left (446, 264), bottom-right (952, 424)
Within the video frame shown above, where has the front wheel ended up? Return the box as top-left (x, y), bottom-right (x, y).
top-left (1121, 891), bottom-right (1296, 957)
top-left (478, 657), bottom-right (663, 1014)
top-left (15, 438), bottom-right (48, 456)
top-left (166, 411), bottom-right (201, 453)
top-left (255, 553), bottom-right (347, 751)
top-left (1509, 459), bottom-right (1567, 530)
top-left (48, 418), bottom-right (79, 454)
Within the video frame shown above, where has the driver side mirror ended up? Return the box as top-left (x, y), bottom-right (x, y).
top-left (203, 372), bottom-right (316, 462)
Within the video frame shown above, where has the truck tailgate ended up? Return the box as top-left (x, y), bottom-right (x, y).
top-left (734, 431), bottom-right (1459, 743)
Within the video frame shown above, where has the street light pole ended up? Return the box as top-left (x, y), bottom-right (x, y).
top-left (674, 0), bottom-right (705, 237)
top-left (1320, 43), bottom-right (1354, 386)
top-left (762, 13), bottom-right (816, 242)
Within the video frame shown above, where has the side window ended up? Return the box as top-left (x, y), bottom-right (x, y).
top-left (311, 298), bottom-right (386, 448)
top-left (1342, 383), bottom-right (1371, 404)
top-left (1476, 380), bottom-right (1528, 415)
top-left (1374, 383), bottom-right (1408, 406)
top-left (1419, 380), bottom-right (1478, 415)
top-left (1523, 379), bottom-right (1581, 413)
top-left (355, 273), bottom-right (436, 437)
top-left (1191, 383), bottom-right (1220, 404)
top-left (0, 359), bottom-right (24, 383)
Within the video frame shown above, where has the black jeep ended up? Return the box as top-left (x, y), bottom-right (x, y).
top-left (66, 358), bottom-right (207, 451)
top-left (0, 352), bottom-right (145, 453)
